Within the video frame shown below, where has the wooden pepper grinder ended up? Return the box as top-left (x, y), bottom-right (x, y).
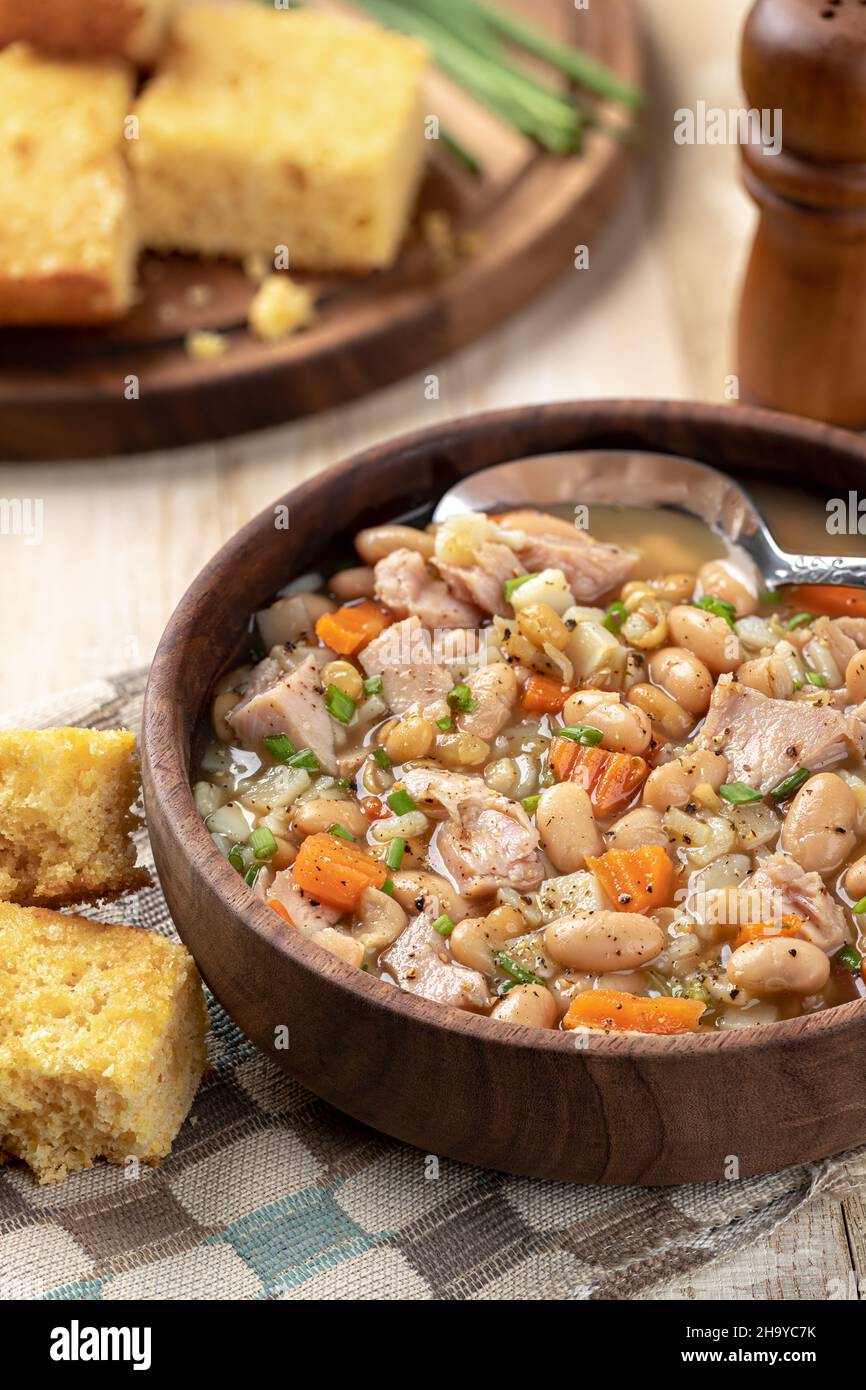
top-left (737, 0), bottom-right (866, 427)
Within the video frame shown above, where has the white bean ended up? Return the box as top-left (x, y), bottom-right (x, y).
top-left (668, 605), bottom-right (742, 674)
top-left (357, 887), bottom-right (407, 952)
top-left (355, 524), bottom-right (434, 563)
top-left (780, 772), bottom-right (857, 876)
top-left (647, 646), bottom-right (714, 716)
top-left (697, 559), bottom-right (758, 618)
top-left (543, 911), bottom-right (665, 972)
top-left (292, 798), bottom-right (368, 839)
top-left (311, 928), bottom-right (365, 968)
top-left (846, 853), bottom-right (866, 901)
top-left (605, 807), bottom-right (671, 855)
top-left (562, 691), bottom-right (651, 755)
top-left (643, 750), bottom-right (728, 812)
top-left (727, 937), bottom-right (830, 996)
top-left (847, 650), bottom-right (866, 704)
top-left (329, 565), bottom-right (375, 600)
top-left (451, 906), bottom-right (525, 973)
top-left (390, 870), bottom-right (471, 923)
top-left (536, 783), bottom-right (603, 873)
top-left (490, 983), bottom-right (558, 1028)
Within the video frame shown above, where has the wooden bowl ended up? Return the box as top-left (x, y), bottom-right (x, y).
top-left (142, 400), bottom-right (866, 1185)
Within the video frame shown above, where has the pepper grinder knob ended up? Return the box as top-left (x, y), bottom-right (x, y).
top-left (736, 0), bottom-right (866, 426)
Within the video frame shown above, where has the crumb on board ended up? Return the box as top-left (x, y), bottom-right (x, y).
top-left (185, 328), bottom-right (228, 361)
top-left (247, 274), bottom-right (315, 341)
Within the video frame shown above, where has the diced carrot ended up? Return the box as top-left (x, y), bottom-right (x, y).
top-left (587, 845), bottom-right (674, 914)
top-left (551, 738), bottom-right (648, 817)
top-left (315, 600), bottom-right (392, 656)
top-left (785, 584), bottom-right (866, 620)
top-left (563, 988), bottom-right (705, 1035)
top-left (291, 832), bottom-right (387, 913)
top-left (522, 674), bottom-right (574, 714)
top-left (268, 898), bottom-right (295, 925)
top-left (733, 914), bottom-right (802, 950)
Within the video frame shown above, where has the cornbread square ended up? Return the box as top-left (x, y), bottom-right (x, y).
top-left (0, 904), bottom-right (208, 1184)
top-left (0, 728), bottom-right (149, 907)
top-left (0, 0), bottom-right (175, 65)
top-left (132, 5), bottom-right (430, 271)
top-left (0, 44), bottom-right (136, 325)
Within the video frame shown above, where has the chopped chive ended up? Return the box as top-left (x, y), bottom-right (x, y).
top-left (244, 863), bottom-right (263, 888)
top-left (381, 878), bottom-right (395, 897)
top-left (603, 600), bottom-right (627, 633)
top-left (769, 768), bottom-right (810, 800)
top-left (326, 683), bottom-right (356, 724)
top-left (504, 572), bottom-right (539, 603)
top-left (494, 951), bottom-right (544, 986)
top-left (719, 781), bottom-right (763, 805)
top-left (263, 733), bottom-right (296, 762)
top-left (805, 670), bottom-right (828, 688)
top-left (853, 897), bottom-right (866, 915)
top-left (286, 747), bottom-right (321, 771)
top-left (249, 826), bottom-right (278, 860)
top-left (432, 913), bottom-right (455, 937)
top-left (521, 793), bottom-right (542, 814)
top-left (363, 674), bottom-right (383, 696)
top-left (787, 612), bottom-right (813, 631)
top-left (387, 788), bottom-right (417, 816)
top-left (329, 823), bottom-right (356, 843)
top-left (557, 724), bottom-right (604, 747)
top-left (436, 715), bottom-right (453, 731)
top-left (759, 589), bottom-right (781, 604)
top-left (837, 945), bottom-right (862, 973)
top-left (447, 682), bottom-right (477, 713)
top-left (228, 843), bottom-right (247, 874)
top-left (385, 837), bottom-right (406, 871)
top-left (694, 595), bottom-right (736, 628)
top-left (371, 747), bottom-right (392, 769)
top-left (334, 778), bottom-right (353, 789)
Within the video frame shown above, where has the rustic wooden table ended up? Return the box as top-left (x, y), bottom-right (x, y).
top-left (1, 0), bottom-right (863, 1299)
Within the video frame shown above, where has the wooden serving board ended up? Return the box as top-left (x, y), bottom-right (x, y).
top-left (0, 0), bottom-right (645, 460)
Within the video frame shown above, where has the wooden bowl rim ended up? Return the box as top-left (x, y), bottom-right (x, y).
top-left (143, 397), bottom-right (866, 1061)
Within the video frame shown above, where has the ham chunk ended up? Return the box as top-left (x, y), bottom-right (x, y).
top-left (696, 677), bottom-right (863, 794)
top-left (459, 661), bottom-right (517, 741)
top-left (358, 616), bottom-right (452, 716)
top-left (399, 767), bottom-right (544, 899)
top-left (498, 509), bottom-right (638, 603)
top-left (381, 898), bottom-right (490, 1010)
top-left (435, 542), bottom-right (524, 617)
top-left (739, 851), bottom-right (847, 952)
top-left (267, 871), bottom-right (342, 935)
top-left (374, 548), bottom-right (482, 630)
top-left (229, 653), bottom-right (337, 774)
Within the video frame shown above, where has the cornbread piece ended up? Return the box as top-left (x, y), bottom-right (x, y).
top-left (0, 905), bottom-right (208, 1184)
top-left (0, 45), bottom-right (136, 325)
top-left (0, 728), bottom-right (149, 907)
top-left (0, 0), bottom-right (175, 64)
top-left (132, 5), bottom-right (429, 271)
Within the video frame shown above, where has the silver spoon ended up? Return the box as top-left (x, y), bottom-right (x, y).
top-left (432, 450), bottom-right (866, 590)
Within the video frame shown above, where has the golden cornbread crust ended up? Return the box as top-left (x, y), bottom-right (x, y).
top-left (0, 728), bottom-right (150, 908)
top-left (0, 44), bottom-right (136, 326)
top-left (132, 5), bottom-right (430, 271)
top-left (0, 0), bottom-right (175, 64)
top-left (0, 904), bottom-right (208, 1184)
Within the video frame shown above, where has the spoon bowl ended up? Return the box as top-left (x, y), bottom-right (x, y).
top-left (433, 449), bottom-right (866, 589)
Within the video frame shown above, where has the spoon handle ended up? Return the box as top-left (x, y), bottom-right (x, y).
top-left (756, 547), bottom-right (866, 590)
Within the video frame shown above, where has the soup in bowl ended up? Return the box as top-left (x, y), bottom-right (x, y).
top-left (193, 501), bottom-right (866, 1036)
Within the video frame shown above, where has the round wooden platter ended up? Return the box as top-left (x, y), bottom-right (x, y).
top-left (0, 0), bottom-right (645, 461)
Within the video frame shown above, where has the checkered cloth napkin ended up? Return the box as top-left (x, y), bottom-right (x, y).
top-left (2, 669), bottom-right (864, 1302)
